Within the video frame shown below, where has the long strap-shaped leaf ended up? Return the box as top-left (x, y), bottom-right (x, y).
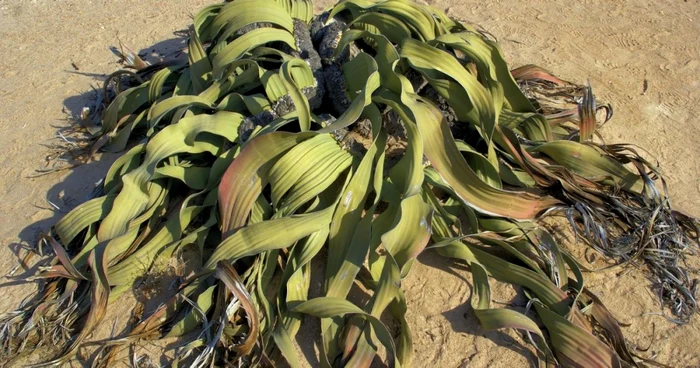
top-left (401, 38), bottom-right (498, 143)
top-left (318, 52), bottom-right (382, 133)
top-left (188, 31), bottom-right (212, 94)
top-left (348, 12), bottom-right (412, 44)
top-left (218, 131), bottom-right (314, 236)
top-left (212, 28), bottom-right (298, 78)
top-left (273, 0), bottom-right (313, 24)
top-left (320, 107), bottom-right (386, 367)
top-left (100, 111), bottom-right (243, 240)
top-left (535, 303), bottom-right (622, 368)
top-left (470, 262), bottom-right (555, 365)
top-left (293, 297), bottom-right (401, 368)
top-left (432, 32), bottom-right (535, 113)
top-left (279, 59), bottom-right (313, 131)
top-left (209, 0), bottom-right (294, 43)
top-left (207, 199), bottom-right (336, 269)
top-left (378, 88), bottom-right (559, 219)
top-left (532, 140), bottom-right (644, 194)
top-left (54, 193), bottom-right (117, 246)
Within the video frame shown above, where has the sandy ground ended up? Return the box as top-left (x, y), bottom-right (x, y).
top-left (1, 0), bottom-right (699, 367)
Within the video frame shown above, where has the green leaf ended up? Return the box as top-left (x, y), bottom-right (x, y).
top-left (218, 132), bottom-right (314, 236)
top-left (279, 59), bottom-right (313, 131)
top-left (532, 140), bottom-right (644, 193)
top-left (209, 0), bottom-right (294, 43)
top-left (206, 201), bottom-right (336, 269)
top-left (535, 303), bottom-right (622, 367)
top-left (293, 297), bottom-right (401, 368)
top-left (212, 28), bottom-right (297, 78)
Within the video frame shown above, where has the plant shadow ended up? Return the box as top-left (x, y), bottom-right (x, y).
top-left (10, 29), bottom-right (191, 265)
top-left (1, 30), bottom-right (192, 368)
top-left (417, 250), bottom-right (539, 367)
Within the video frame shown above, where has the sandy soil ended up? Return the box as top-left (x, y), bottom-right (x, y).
top-left (0, 0), bottom-right (698, 367)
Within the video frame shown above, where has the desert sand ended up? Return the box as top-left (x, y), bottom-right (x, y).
top-left (0, 0), bottom-right (698, 367)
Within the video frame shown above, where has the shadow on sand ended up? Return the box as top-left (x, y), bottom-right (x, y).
top-left (9, 29), bottom-right (190, 259)
top-left (418, 251), bottom-right (538, 367)
top-left (2, 30), bottom-right (190, 367)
